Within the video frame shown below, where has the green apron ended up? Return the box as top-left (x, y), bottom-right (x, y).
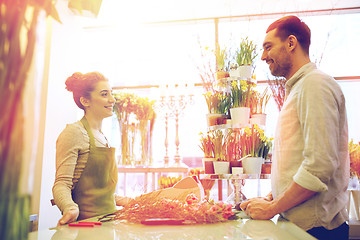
top-left (72, 117), bottom-right (118, 220)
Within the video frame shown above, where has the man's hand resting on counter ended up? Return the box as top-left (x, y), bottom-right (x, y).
top-left (240, 182), bottom-right (317, 220)
top-left (240, 197), bottom-right (277, 220)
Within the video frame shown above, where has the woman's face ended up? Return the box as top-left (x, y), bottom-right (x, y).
top-left (86, 81), bottom-right (115, 119)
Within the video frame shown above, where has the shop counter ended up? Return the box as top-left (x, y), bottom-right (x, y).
top-left (28, 215), bottom-right (316, 240)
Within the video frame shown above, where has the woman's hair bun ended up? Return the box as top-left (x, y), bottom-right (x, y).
top-left (65, 72), bottom-right (83, 92)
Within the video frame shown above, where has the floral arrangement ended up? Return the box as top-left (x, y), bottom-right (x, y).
top-left (204, 90), bottom-right (230, 114)
top-left (250, 87), bottom-right (272, 115)
top-left (112, 193), bottom-right (235, 224)
top-left (158, 176), bottom-right (182, 189)
top-left (235, 37), bottom-right (258, 66)
top-left (349, 139), bottom-right (360, 177)
top-left (213, 130), bottom-right (227, 161)
top-left (216, 45), bottom-right (231, 72)
top-left (224, 129), bottom-right (241, 162)
top-left (199, 130), bottom-right (227, 161)
top-left (240, 125), bottom-right (273, 159)
top-left (199, 131), bottom-right (215, 158)
top-left (230, 80), bottom-right (255, 108)
top-left (113, 92), bottom-right (156, 165)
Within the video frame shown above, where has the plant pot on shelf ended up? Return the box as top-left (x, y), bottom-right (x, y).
top-left (250, 113), bottom-right (267, 127)
top-left (216, 71), bottom-right (230, 80)
top-left (230, 107), bottom-right (250, 125)
top-left (229, 68), bottom-right (238, 78)
top-left (242, 157), bottom-right (264, 174)
top-left (261, 162), bottom-right (272, 174)
top-left (237, 65), bottom-right (253, 79)
top-left (202, 158), bottom-right (216, 174)
top-left (213, 161), bottom-right (230, 174)
top-left (230, 160), bottom-right (242, 173)
top-left (206, 113), bottom-right (227, 127)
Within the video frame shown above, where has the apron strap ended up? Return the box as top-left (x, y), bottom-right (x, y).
top-left (80, 116), bottom-right (96, 148)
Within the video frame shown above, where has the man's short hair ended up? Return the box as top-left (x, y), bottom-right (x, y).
top-left (267, 15), bottom-right (311, 55)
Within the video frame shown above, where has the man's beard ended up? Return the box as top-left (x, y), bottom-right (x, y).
top-left (270, 47), bottom-right (292, 79)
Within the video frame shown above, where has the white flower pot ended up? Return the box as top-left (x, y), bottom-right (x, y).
top-left (213, 161), bottom-right (230, 174)
top-left (242, 157), bottom-right (264, 174)
top-left (237, 65), bottom-right (253, 79)
top-left (229, 68), bottom-right (239, 78)
top-left (230, 107), bottom-right (250, 125)
top-left (250, 113), bottom-right (267, 127)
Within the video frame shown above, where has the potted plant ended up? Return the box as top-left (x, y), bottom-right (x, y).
top-left (199, 131), bottom-right (216, 174)
top-left (229, 80), bottom-right (255, 125)
top-left (204, 90), bottom-right (230, 126)
top-left (212, 130), bottom-right (230, 174)
top-left (250, 87), bottom-right (271, 127)
top-left (216, 45), bottom-right (231, 80)
top-left (240, 125), bottom-right (273, 174)
top-left (235, 37), bottom-right (258, 79)
top-left (224, 129), bottom-right (242, 173)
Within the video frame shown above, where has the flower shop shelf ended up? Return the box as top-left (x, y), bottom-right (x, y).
top-left (117, 166), bottom-right (189, 195)
top-left (201, 173), bottom-right (271, 205)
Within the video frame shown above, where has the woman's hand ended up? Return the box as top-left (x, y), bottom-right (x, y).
top-left (57, 208), bottom-right (79, 226)
top-left (115, 194), bottom-right (133, 206)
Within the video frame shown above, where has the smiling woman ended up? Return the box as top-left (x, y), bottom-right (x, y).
top-left (52, 72), bottom-right (130, 225)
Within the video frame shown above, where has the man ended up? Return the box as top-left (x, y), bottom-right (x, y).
top-left (240, 15), bottom-right (349, 240)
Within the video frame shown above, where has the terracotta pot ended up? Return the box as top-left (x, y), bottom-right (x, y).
top-left (202, 158), bottom-right (216, 174)
top-left (206, 114), bottom-right (227, 127)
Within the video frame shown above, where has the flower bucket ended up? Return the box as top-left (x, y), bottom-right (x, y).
top-left (237, 65), bottom-right (252, 79)
top-left (213, 161), bottom-right (230, 174)
top-left (250, 113), bottom-right (267, 127)
top-left (242, 157), bottom-right (264, 174)
top-left (202, 158), bottom-right (216, 174)
top-left (229, 68), bottom-right (239, 78)
top-left (230, 107), bottom-right (250, 125)
top-left (206, 114), bottom-right (227, 127)
top-left (230, 160), bottom-right (242, 173)
top-left (232, 167), bottom-right (243, 174)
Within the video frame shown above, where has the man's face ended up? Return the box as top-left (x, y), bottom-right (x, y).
top-left (261, 29), bottom-right (292, 79)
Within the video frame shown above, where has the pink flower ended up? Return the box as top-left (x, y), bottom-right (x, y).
top-left (185, 193), bottom-right (199, 205)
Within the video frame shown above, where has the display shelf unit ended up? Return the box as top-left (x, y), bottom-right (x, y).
top-left (201, 173), bottom-right (271, 205)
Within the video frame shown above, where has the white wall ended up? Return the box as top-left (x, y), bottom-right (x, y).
top-left (38, 15), bottom-right (86, 230)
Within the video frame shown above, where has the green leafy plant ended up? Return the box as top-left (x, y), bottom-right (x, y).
top-left (235, 37), bottom-right (258, 66)
top-left (230, 80), bottom-right (255, 108)
top-left (216, 45), bottom-right (231, 72)
top-left (240, 125), bottom-right (273, 159)
top-left (0, 1), bottom-right (62, 239)
top-left (204, 90), bottom-right (231, 114)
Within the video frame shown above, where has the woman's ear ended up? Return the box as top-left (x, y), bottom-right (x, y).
top-left (80, 97), bottom-right (90, 108)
